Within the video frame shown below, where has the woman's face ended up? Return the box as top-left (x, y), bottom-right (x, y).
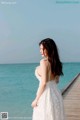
top-left (39, 44), bottom-right (48, 57)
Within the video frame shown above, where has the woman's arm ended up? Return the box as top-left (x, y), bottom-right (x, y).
top-left (31, 59), bottom-right (48, 107)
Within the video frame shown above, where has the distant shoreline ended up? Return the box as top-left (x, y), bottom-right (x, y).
top-left (0, 62), bottom-right (80, 65)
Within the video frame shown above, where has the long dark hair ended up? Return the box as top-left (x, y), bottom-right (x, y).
top-left (39, 38), bottom-right (63, 76)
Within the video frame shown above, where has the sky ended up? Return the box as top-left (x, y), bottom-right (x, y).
top-left (0, 0), bottom-right (80, 63)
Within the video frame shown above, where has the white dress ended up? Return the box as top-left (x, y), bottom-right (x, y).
top-left (32, 66), bottom-right (65, 120)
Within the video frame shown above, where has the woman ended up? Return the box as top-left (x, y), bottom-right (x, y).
top-left (31, 38), bottom-right (65, 120)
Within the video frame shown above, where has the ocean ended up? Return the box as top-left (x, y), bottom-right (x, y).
top-left (0, 63), bottom-right (80, 120)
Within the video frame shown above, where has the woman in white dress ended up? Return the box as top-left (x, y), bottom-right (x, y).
top-left (31, 38), bottom-right (65, 120)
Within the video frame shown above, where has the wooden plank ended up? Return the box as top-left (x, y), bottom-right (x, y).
top-left (62, 73), bottom-right (80, 120)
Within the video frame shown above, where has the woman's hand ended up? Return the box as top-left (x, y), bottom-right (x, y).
top-left (31, 99), bottom-right (38, 108)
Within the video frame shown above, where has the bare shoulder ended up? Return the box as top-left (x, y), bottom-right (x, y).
top-left (40, 59), bottom-right (48, 67)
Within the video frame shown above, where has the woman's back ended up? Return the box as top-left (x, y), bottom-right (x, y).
top-left (37, 58), bottom-right (59, 83)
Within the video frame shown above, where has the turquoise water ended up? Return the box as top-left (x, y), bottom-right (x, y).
top-left (0, 63), bottom-right (80, 119)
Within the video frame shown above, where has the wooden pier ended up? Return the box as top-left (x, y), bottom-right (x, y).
top-left (62, 73), bottom-right (80, 120)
